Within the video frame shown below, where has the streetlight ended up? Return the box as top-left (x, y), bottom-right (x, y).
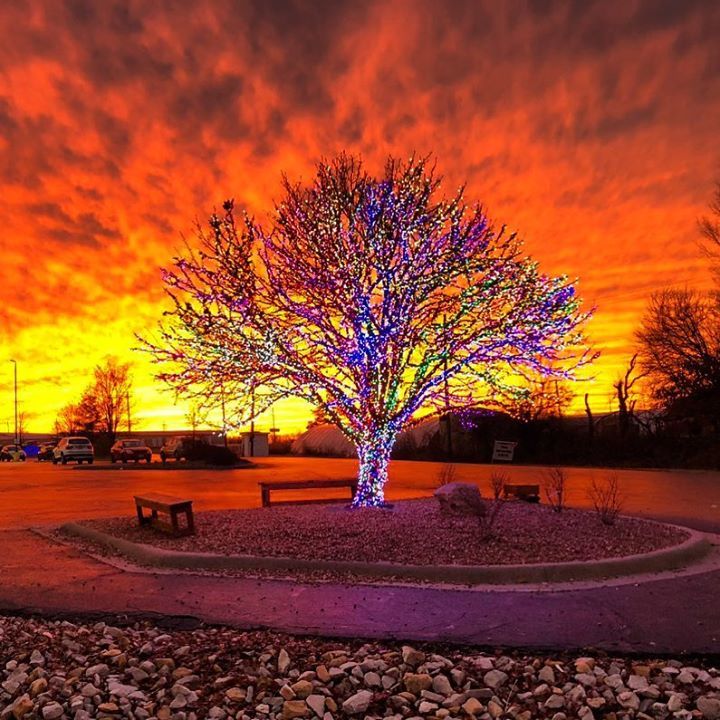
top-left (9, 360), bottom-right (17, 445)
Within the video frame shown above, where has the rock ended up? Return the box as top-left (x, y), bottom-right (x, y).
top-left (483, 670), bottom-right (509, 690)
top-left (29, 650), bottom-right (45, 666)
top-left (544, 695), bottom-right (565, 710)
top-left (432, 675), bottom-right (453, 696)
top-left (538, 666), bottom-right (556, 684)
top-left (628, 675), bottom-right (648, 691)
top-left (291, 680), bottom-right (313, 699)
top-left (226, 687), bottom-right (247, 702)
top-left (315, 665), bottom-right (330, 683)
top-left (475, 657), bottom-right (494, 671)
top-left (364, 671), bottom-right (382, 688)
top-left (404, 673), bottom-right (433, 694)
top-left (402, 646), bottom-right (426, 667)
top-left (676, 670), bottom-right (695, 684)
top-left (84, 664), bottom-right (109, 678)
top-left (697, 697), bottom-right (720, 720)
top-left (668, 694), bottom-right (685, 712)
top-left (11, 694), bottom-right (33, 719)
top-left (169, 696), bottom-right (187, 710)
top-left (617, 692), bottom-right (640, 711)
top-left (278, 649), bottom-right (291, 674)
top-left (342, 690), bottom-right (373, 715)
top-left (418, 701), bottom-right (438, 714)
top-left (29, 678), bottom-right (48, 697)
top-left (434, 482), bottom-right (484, 516)
top-left (97, 703), bottom-right (119, 714)
top-left (487, 700), bottom-right (503, 718)
top-left (306, 695), bottom-right (325, 717)
top-left (575, 659), bottom-right (595, 673)
top-left (41, 703), bottom-right (64, 720)
top-left (282, 701), bottom-right (309, 719)
top-left (462, 698), bottom-right (484, 715)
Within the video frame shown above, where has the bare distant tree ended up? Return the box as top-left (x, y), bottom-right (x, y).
top-left (91, 358), bottom-right (133, 442)
top-left (613, 353), bottom-right (647, 437)
top-left (636, 289), bottom-right (720, 416)
top-left (497, 372), bottom-right (574, 423)
top-left (699, 178), bottom-right (720, 278)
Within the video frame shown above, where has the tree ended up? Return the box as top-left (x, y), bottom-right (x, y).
top-left (90, 358), bottom-right (133, 442)
top-left (636, 289), bottom-right (720, 418)
top-left (495, 371), bottom-right (574, 422)
top-left (699, 178), bottom-right (720, 278)
top-left (55, 358), bottom-right (133, 442)
top-left (144, 154), bottom-right (593, 507)
top-left (613, 353), bottom-right (647, 437)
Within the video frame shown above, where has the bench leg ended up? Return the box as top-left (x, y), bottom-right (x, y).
top-left (185, 508), bottom-right (195, 534)
top-left (136, 504), bottom-right (146, 526)
top-left (171, 510), bottom-right (179, 533)
top-left (262, 488), bottom-right (270, 507)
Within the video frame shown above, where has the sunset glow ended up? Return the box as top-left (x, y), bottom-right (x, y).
top-left (1, 0), bottom-right (718, 434)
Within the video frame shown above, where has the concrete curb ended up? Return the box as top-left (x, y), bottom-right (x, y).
top-left (60, 521), bottom-right (711, 585)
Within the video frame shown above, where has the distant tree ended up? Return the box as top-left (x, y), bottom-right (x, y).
top-left (497, 372), bottom-right (574, 422)
top-left (699, 178), bottom-right (720, 278)
top-left (636, 289), bottom-right (720, 420)
top-left (186, 403), bottom-right (203, 440)
top-left (613, 353), bottom-right (647, 437)
top-left (89, 358), bottom-right (132, 442)
top-left (55, 358), bottom-right (133, 442)
top-left (144, 154), bottom-right (593, 507)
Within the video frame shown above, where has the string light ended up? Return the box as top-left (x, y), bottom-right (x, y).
top-left (142, 154), bottom-right (594, 508)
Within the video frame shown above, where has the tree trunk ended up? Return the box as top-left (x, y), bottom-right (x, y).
top-left (353, 433), bottom-right (395, 508)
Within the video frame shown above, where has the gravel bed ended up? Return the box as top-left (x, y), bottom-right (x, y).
top-left (2, 615), bottom-right (720, 720)
top-left (82, 499), bottom-right (687, 567)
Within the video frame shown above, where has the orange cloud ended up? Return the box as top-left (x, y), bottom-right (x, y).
top-left (0, 0), bottom-right (718, 433)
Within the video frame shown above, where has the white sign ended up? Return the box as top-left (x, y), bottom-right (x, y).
top-left (492, 440), bottom-right (517, 462)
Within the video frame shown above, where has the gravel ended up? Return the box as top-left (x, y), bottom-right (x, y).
top-left (2, 615), bottom-right (720, 720)
top-left (82, 499), bottom-right (687, 567)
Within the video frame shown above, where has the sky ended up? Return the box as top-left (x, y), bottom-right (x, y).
top-left (1, 0), bottom-right (719, 435)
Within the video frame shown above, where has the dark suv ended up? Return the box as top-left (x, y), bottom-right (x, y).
top-left (159, 436), bottom-right (194, 462)
top-left (111, 439), bottom-right (153, 464)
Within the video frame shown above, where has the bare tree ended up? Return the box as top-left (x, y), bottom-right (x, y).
top-left (636, 289), bottom-right (720, 417)
top-left (144, 154), bottom-right (593, 507)
top-left (699, 178), bottom-right (720, 278)
top-left (613, 353), bottom-right (648, 437)
top-left (91, 358), bottom-right (133, 442)
top-left (543, 467), bottom-right (567, 512)
top-left (589, 473), bottom-right (623, 525)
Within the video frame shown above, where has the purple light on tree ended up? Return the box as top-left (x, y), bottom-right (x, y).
top-left (143, 154), bottom-right (594, 507)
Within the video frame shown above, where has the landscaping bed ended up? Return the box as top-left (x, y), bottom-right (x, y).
top-left (80, 498), bottom-right (687, 566)
top-left (2, 615), bottom-right (719, 720)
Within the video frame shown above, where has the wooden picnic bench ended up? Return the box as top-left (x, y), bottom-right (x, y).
top-left (259, 479), bottom-right (358, 508)
top-left (134, 493), bottom-right (195, 535)
top-left (503, 483), bottom-right (540, 503)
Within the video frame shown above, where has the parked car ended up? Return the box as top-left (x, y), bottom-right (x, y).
top-left (111, 438), bottom-right (153, 463)
top-left (0, 444), bottom-right (26, 462)
top-left (53, 437), bottom-right (94, 465)
top-left (37, 442), bottom-right (56, 462)
top-left (159, 436), bottom-right (194, 462)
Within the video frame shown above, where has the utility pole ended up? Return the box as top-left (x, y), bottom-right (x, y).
top-left (9, 360), bottom-right (17, 445)
top-left (249, 384), bottom-right (255, 457)
top-left (126, 390), bottom-right (132, 434)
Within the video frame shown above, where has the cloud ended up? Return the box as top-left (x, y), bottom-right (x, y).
top-left (0, 0), bottom-right (719, 431)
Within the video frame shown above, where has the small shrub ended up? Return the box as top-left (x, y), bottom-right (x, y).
top-left (475, 499), bottom-right (505, 540)
top-left (437, 463), bottom-right (457, 487)
top-left (589, 473), bottom-right (623, 525)
top-left (490, 471), bottom-right (508, 500)
top-left (543, 467), bottom-right (567, 512)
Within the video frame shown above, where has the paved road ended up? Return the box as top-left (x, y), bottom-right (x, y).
top-left (1, 529), bottom-right (719, 653)
top-left (0, 456), bottom-right (719, 531)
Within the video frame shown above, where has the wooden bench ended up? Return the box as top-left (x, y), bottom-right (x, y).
top-left (134, 493), bottom-right (195, 535)
top-left (503, 483), bottom-right (540, 503)
top-left (259, 479), bottom-right (358, 508)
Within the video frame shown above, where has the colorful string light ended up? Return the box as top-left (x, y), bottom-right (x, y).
top-left (142, 154), bottom-right (594, 507)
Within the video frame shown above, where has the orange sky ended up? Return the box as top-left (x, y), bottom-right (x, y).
top-left (1, 0), bottom-right (719, 435)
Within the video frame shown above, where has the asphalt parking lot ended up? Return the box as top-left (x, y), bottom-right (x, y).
top-left (0, 456), bottom-right (719, 531)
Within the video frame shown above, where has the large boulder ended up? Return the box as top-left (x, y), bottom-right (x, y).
top-left (434, 482), bottom-right (484, 516)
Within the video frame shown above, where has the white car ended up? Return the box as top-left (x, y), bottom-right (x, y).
top-left (53, 437), bottom-right (94, 465)
top-left (0, 444), bottom-right (26, 462)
